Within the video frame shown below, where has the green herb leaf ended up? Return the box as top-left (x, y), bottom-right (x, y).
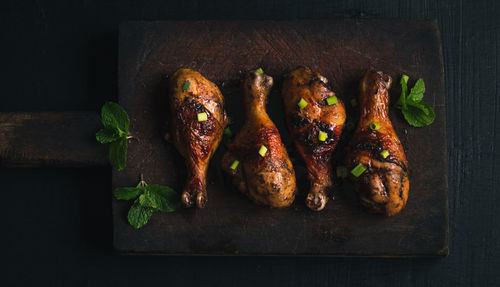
top-left (138, 193), bottom-right (157, 208)
top-left (146, 184), bottom-right (181, 212)
top-left (101, 101), bottom-right (130, 135)
top-left (96, 128), bottom-right (120, 144)
top-left (127, 199), bottom-right (155, 229)
top-left (396, 75), bottom-right (409, 109)
top-left (397, 75), bottom-right (435, 128)
top-left (402, 102), bottom-right (436, 127)
top-left (114, 187), bottom-right (142, 200)
top-left (109, 137), bottom-right (127, 171)
top-left (407, 98), bottom-right (430, 115)
top-left (408, 78), bottom-right (425, 102)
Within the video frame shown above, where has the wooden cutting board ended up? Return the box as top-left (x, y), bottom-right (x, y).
top-left (0, 20), bottom-right (448, 256)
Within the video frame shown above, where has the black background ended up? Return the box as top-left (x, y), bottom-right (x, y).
top-left (1, 0), bottom-right (499, 286)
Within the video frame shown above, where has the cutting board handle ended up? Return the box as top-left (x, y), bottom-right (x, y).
top-left (0, 112), bottom-right (107, 167)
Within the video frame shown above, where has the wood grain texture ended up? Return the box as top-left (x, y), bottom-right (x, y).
top-left (1, 0), bottom-right (499, 286)
top-left (113, 20), bottom-right (448, 256)
top-left (0, 112), bottom-right (107, 167)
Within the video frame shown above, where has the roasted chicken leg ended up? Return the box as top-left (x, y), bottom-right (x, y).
top-left (346, 70), bottom-right (409, 216)
top-left (282, 67), bottom-right (346, 211)
top-left (169, 68), bottom-right (227, 208)
top-left (222, 69), bottom-right (296, 207)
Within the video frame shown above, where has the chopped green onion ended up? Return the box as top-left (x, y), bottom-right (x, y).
top-left (224, 127), bottom-right (233, 137)
top-left (256, 68), bottom-right (264, 74)
top-left (351, 163), bottom-right (366, 177)
top-left (350, 98), bottom-right (358, 107)
top-left (336, 166), bottom-right (348, 178)
top-left (326, 96), bottom-right (338, 105)
top-left (318, 131), bottom-right (327, 142)
top-left (370, 122), bottom-right (381, 131)
top-left (197, 112), bottom-right (208, 122)
top-left (183, 81), bottom-right (191, 91)
top-left (345, 121), bottom-right (355, 131)
top-left (380, 149), bottom-right (390, 159)
top-left (230, 160), bottom-right (240, 170)
top-left (258, 145), bottom-right (268, 157)
top-left (298, 98), bottom-right (308, 109)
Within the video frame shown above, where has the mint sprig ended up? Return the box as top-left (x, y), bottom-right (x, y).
top-left (115, 175), bottom-right (181, 229)
top-left (96, 102), bottom-right (134, 170)
top-left (396, 75), bottom-right (435, 127)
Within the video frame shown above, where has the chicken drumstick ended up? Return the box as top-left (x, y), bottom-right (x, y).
top-left (346, 70), bottom-right (409, 216)
top-left (222, 69), bottom-right (296, 208)
top-left (282, 67), bottom-right (346, 211)
top-left (169, 68), bottom-right (227, 208)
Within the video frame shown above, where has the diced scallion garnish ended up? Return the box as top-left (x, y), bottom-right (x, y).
top-left (351, 163), bottom-right (366, 177)
top-left (197, 112), bottom-right (208, 122)
top-left (336, 166), bottom-right (348, 178)
top-left (380, 149), bottom-right (390, 159)
top-left (318, 131), bottom-right (327, 142)
top-left (298, 98), bottom-right (308, 109)
top-left (258, 145), bottom-right (268, 157)
top-left (230, 160), bottom-right (240, 170)
top-left (256, 68), bottom-right (264, 74)
top-left (326, 96), bottom-right (338, 105)
top-left (183, 81), bottom-right (191, 91)
top-left (350, 98), bottom-right (358, 107)
top-left (224, 127), bottom-right (233, 137)
top-left (370, 122), bottom-right (381, 131)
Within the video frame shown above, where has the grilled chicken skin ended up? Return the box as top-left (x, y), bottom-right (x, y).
top-left (282, 67), bottom-right (346, 211)
top-left (169, 68), bottom-right (227, 208)
top-left (346, 70), bottom-right (409, 216)
top-left (222, 69), bottom-right (296, 208)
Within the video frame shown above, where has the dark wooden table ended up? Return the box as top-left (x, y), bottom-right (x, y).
top-left (1, 0), bottom-right (498, 286)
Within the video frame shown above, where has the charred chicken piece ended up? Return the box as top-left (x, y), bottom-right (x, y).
top-left (282, 67), bottom-right (346, 211)
top-left (169, 68), bottom-right (227, 208)
top-left (346, 70), bottom-right (409, 216)
top-left (221, 69), bottom-right (296, 208)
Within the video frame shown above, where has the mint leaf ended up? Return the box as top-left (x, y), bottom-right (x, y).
top-left (146, 184), bottom-right (181, 212)
top-left (101, 101), bottom-right (130, 135)
top-left (127, 199), bottom-right (154, 229)
top-left (96, 128), bottom-right (120, 144)
top-left (402, 102), bottom-right (436, 127)
top-left (408, 78), bottom-right (425, 102)
top-left (109, 137), bottom-right (127, 171)
top-left (114, 187), bottom-right (142, 200)
top-left (116, 177), bottom-right (180, 230)
top-left (396, 75), bottom-right (409, 109)
top-left (138, 193), bottom-right (158, 209)
top-left (397, 75), bottom-right (435, 127)
top-left (407, 99), bottom-right (430, 115)
top-left (96, 102), bottom-right (133, 171)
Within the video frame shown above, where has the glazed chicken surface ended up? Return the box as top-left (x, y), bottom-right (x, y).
top-left (282, 67), bottom-right (346, 211)
top-left (169, 68), bottom-right (227, 208)
top-left (346, 70), bottom-right (409, 216)
top-left (221, 69), bottom-right (296, 208)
